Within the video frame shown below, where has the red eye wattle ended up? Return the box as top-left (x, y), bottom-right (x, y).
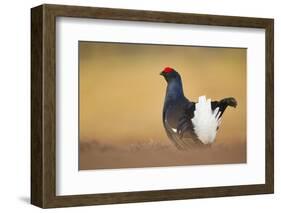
top-left (163, 67), bottom-right (174, 73)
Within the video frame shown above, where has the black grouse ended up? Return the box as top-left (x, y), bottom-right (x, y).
top-left (160, 67), bottom-right (237, 150)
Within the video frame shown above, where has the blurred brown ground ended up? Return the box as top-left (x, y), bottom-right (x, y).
top-left (79, 141), bottom-right (246, 170)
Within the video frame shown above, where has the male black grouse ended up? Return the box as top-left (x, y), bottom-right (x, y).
top-left (160, 67), bottom-right (237, 150)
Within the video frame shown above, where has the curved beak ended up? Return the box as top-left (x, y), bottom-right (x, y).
top-left (160, 71), bottom-right (164, 76)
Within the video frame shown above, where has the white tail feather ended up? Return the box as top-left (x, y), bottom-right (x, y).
top-left (191, 96), bottom-right (221, 144)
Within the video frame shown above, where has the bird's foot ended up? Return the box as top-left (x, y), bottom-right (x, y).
top-left (221, 97), bottom-right (237, 108)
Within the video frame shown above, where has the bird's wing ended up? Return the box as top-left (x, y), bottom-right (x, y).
top-left (163, 105), bottom-right (194, 149)
top-left (165, 103), bottom-right (202, 149)
top-left (177, 102), bottom-right (195, 138)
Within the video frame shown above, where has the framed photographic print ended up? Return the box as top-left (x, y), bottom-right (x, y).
top-left (31, 4), bottom-right (274, 208)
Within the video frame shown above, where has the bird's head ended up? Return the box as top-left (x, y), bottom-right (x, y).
top-left (160, 67), bottom-right (181, 83)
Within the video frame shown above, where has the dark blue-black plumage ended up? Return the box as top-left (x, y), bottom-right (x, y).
top-left (160, 67), bottom-right (237, 150)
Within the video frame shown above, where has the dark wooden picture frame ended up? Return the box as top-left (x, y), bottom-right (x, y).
top-left (31, 4), bottom-right (274, 208)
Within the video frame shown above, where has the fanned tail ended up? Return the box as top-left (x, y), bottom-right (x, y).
top-left (191, 96), bottom-right (221, 144)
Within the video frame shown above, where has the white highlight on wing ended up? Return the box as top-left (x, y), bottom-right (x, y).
top-left (171, 128), bottom-right (177, 133)
top-left (191, 96), bottom-right (222, 144)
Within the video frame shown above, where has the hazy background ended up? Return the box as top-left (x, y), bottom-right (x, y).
top-left (79, 41), bottom-right (246, 170)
